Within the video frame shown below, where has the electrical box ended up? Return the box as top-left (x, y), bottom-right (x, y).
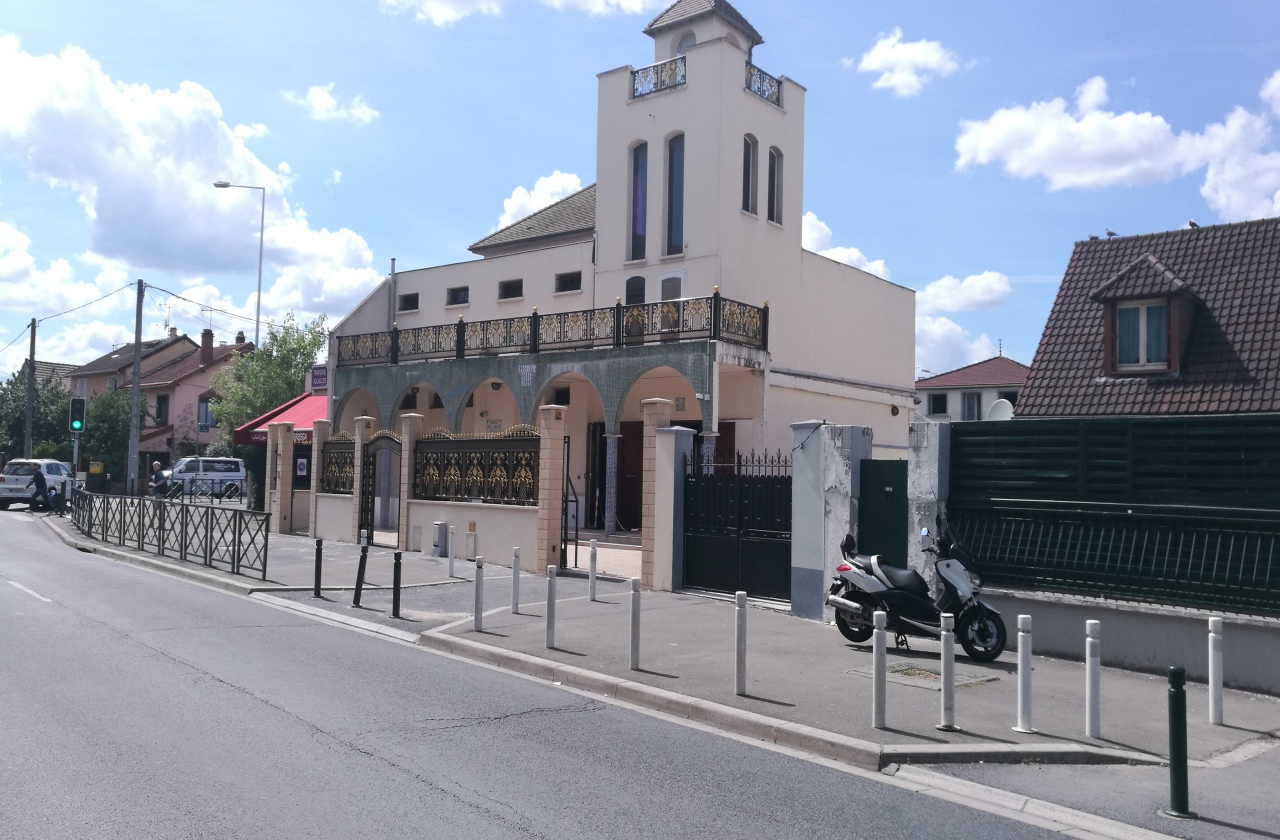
top-left (432, 521), bottom-right (448, 557)
top-left (465, 531), bottom-right (477, 561)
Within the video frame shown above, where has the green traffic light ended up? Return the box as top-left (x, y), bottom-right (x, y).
top-left (71, 420), bottom-right (83, 431)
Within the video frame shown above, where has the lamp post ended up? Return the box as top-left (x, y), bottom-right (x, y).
top-left (213, 181), bottom-right (266, 347)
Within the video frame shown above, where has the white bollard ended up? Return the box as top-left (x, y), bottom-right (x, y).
top-left (358, 529), bottom-right (367, 546)
top-left (588, 539), bottom-right (598, 602)
top-left (511, 547), bottom-right (521, 614)
top-left (734, 591), bottom-right (748, 696)
top-left (1209, 617), bottom-right (1224, 725)
top-left (473, 556), bottom-right (485, 632)
top-left (872, 610), bottom-right (887, 730)
top-left (1085, 619), bottom-right (1101, 738)
top-left (937, 613), bottom-right (959, 732)
top-left (629, 578), bottom-right (641, 671)
top-left (448, 525), bottom-right (456, 579)
top-left (1013, 614), bottom-right (1036, 733)
top-left (546, 565), bottom-right (557, 649)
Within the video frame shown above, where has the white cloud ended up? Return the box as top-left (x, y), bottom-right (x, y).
top-left (1263, 71), bottom-right (1280, 119)
top-left (0, 222), bottom-right (135, 319)
top-left (801, 212), bottom-right (890, 278)
top-left (847, 27), bottom-right (960, 97)
top-left (282, 84), bottom-right (380, 125)
top-left (917, 271), bottom-right (1012, 316)
top-left (497, 170), bottom-right (582, 229)
top-left (327, 169), bottom-right (343, 186)
top-left (0, 319), bottom-right (137, 375)
top-left (380, 0), bottom-right (663, 26)
top-left (956, 73), bottom-right (1280, 221)
top-left (234, 123), bottom-right (269, 139)
top-left (915, 315), bottom-right (997, 376)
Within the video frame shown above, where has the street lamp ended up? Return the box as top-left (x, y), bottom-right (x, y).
top-left (213, 180), bottom-right (266, 347)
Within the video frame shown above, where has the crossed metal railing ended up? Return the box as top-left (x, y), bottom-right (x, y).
top-left (71, 488), bottom-right (270, 580)
top-left (162, 478), bottom-right (245, 503)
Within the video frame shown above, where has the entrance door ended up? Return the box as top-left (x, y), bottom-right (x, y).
top-left (586, 422), bottom-right (606, 529)
top-left (858, 459), bottom-right (908, 567)
top-left (360, 433), bottom-right (402, 546)
top-left (616, 421), bottom-right (644, 531)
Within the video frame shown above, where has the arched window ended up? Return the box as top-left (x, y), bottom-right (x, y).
top-left (666, 133), bottom-right (685, 256)
top-left (630, 143), bottom-right (648, 261)
top-left (675, 32), bottom-right (696, 56)
top-left (625, 275), bottom-right (645, 304)
top-left (742, 135), bottom-right (758, 215)
top-left (624, 276), bottom-right (646, 345)
top-left (767, 147), bottom-right (783, 224)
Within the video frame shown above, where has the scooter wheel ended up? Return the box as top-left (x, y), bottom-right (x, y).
top-left (835, 606), bottom-right (873, 644)
top-left (958, 609), bottom-right (1007, 662)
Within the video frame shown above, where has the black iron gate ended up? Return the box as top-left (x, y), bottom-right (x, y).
top-left (857, 459), bottom-right (908, 567)
top-left (359, 432), bottom-right (401, 538)
top-left (683, 451), bottom-right (792, 600)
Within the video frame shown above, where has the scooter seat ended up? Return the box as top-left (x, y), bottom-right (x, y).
top-left (877, 563), bottom-right (930, 598)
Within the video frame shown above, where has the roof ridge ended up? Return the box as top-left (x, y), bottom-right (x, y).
top-left (1075, 214), bottom-right (1280, 246)
top-left (916, 355), bottom-right (1029, 385)
top-left (469, 183), bottom-right (597, 252)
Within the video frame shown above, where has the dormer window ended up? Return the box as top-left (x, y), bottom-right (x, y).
top-left (1091, 253), bottom-right (1195, 378)
top-left (1116, 300), bottom-right (1169, 370)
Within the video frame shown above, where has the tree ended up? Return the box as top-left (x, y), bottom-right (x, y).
top-left (0, 368), bottom-right (73, 462)
top-left (79, 388), bottom-right (139, 480)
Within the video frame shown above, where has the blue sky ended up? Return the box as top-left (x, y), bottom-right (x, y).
top-left (1, 0), bottom-right (1278, 378)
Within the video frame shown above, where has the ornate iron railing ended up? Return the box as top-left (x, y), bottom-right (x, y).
top-left (413, 430), bottom-right (540, 506)
top-left (746, 62), bottom-right (781, 106)
top-left (336, 292), bottom-right (768, 367)
top-left (320, 439), bottom-right (355, 495)
top-left (70, 488), bottom-right (269, 580)
top-left (633, 56), bottom-right (686, 98)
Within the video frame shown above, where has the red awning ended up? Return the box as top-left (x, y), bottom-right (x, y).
top-left (233, 393), bottom-right (329, 446)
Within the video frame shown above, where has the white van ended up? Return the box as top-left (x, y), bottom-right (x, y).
top-left (163, 457), bottom-right (247, 499)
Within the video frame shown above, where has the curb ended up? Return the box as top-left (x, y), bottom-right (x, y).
top-left (250, 593), bottom-right (422, 644)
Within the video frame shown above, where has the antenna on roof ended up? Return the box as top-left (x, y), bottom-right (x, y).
top-left (200, 306), bottom-right (214, 330)
top-left (998, 339), bottom-right (1003, 356)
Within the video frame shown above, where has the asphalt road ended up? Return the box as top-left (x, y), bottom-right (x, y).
top-left (0, 511), bottom-right (1067, 840)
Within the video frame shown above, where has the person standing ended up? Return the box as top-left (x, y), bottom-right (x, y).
top-left (25, 467), bottom-right (50, 512)
top-left (149, 461), bottom-right (168, 497)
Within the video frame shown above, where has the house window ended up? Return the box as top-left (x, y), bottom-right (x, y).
top-left (498, 279), bottom-right (523, 300)
top-left (767, 147), bottom-right (783, 224)
top-left (555, 271), bottom-right (582, 293)
top-left (198, 397), bottom-right (217, 428)
top-left (962, 392), bottom-right (982, 421)
top-left (154, 394), bottom-right (169, 425)
top-left (397, 292), bottom-right (419, 312)
top-left (624, 276), bottom-right (645, 344)
top-left (553, 386), bottom-right (571, 405)
top-left (666, 133), bottom-right (685, 255)
top-left (927, 393), bottom-right (947, 416)
top-left (742, 135), bottom-right (758, 214)
top-left (400, 392), bottom-right (417, 411)
top-left (446, 286), bottom-right (469, 306)
top-left (675, 32), bottom-right (695, 56)
top-left (625, 275), bottom-right (645, 305)
top-left (630, 143), bottom-right (648, 261)
top-left (108, 376), bottom-right (118, 391)
top-left (1117, 300), bottom-right (1169, 369)
top-left (997, 390), bottom-right (1019, 407)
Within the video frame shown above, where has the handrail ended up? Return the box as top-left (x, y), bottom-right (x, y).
top-left (633, 56), bottom-right (686, 98)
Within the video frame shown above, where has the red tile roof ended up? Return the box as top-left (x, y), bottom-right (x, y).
top-left (233, 393), bottom-right (328, 445)
top-left (139, 342), bottom-right (252, 387)
top-left (915, 356), bottom-right (1029, 389)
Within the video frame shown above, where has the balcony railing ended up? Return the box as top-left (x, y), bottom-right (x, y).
top-left (746, 62), bottom-right (781, 106)
top-left (336, 292), bottom-right (769, 367)
top-left (633, 56), bottom-right (686, 98)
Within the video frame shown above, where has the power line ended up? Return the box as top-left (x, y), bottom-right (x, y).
top-left (0, 323), bottom-right (30, 356)
top-left (144, 284), bottom-right (328, 339)
top-left (37, 282), bottom-right (136, 325)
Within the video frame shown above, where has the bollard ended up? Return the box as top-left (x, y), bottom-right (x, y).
top-left (937, 613), bottom-right (959, 732)
top-left (511, 547), bottom-right (522, 614)
top-left (872, 610), bottom-right (887, 730)
top-left (588, 539), bottom-right (598, 602)
top-left (474, 556), bottom-right (485, 632)
top-left (734, 591), bottom-right (748, 696)
top-left (313, 538), bottom-right (323, 598)
top-left (358, 528), bottom-right (367, 546)
top-left (546, 565), bottom-right (558, 649)
top-left (1013, 615), bottom-right (1036, 733)
top-left (448, 525), bottom-right (456, 579)
top-left (1086, 620), bottom-right (1101, 738)
top-left (392, 551), bottom-right (403, 619)
top-left (1162, 666), bottom-right (1197, 820)
top-left (353, 543), bottom-right (369, 608)
top-left (1208, 618), bottom-right (1223, 726)
top-left (629, 578), bottom-right (641, 671)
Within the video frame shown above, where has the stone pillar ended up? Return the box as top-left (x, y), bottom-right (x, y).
top-left (908, 421), bottom-right (951, 584)
top-left (604, 434), bottom-right (619, 536)
top-left (277, 421), bottom-right (295, 534)
top-left (640, 398), bottom-right (673, 589)
top-left (309, 419), bottom-right (330, 538)
top-left (653, 426), bottom-right (695, 592)
top-left (351, 415), bottom-right (374, 543)
top-left (399, 413), bottom-right (424, 551)
top-left (535, 405), bottom-right (567, 576)
top-left (789, 422), bottom-right (872, 620)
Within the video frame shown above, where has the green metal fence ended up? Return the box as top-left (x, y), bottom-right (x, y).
top-left (949, 416), bottom-right (1280, 614)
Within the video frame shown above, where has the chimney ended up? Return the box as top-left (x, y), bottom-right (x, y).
top-left (169, 326), bottom-right (178, 339)
top-left (201, 328), bottom-right (214, 365)
top-left (235, 330), bottom-right (246, 345)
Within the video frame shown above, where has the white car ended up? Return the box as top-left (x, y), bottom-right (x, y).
top-left (0, 458), bottom-right (74, 510)
top-left (161, 457), bottom-right (247, 498)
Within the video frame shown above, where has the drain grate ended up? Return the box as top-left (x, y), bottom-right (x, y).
top-left (845, 659), bottom-right (998, 691)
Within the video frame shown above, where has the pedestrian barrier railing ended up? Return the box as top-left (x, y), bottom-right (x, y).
top-left (70, 488), bottom-right (269, 580)
top-left (162, 478), bottom-right (245, 503)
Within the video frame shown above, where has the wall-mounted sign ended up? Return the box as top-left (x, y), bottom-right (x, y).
top-left (311, 364), bottom-right (328, 390)
top-left (297, 458), bottom-right (308, 476)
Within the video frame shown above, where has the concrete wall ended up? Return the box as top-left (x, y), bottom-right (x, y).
top-left (291, 490), bottom-right (311, 535)
top-left (765, 373), bottom-right (911, 456)
top-left (407, 500), bottom-right (537, 568)
top-left (314, 494), bottom-right (353, 542)
top-left (918, 385), bottom-right (1021, 422)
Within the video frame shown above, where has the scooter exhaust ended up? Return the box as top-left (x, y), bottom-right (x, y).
top-left (826, 594), bottom-right (868, 619)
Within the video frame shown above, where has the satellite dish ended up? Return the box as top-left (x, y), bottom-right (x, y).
top-left (985, 399), bottom-right (1014, 421)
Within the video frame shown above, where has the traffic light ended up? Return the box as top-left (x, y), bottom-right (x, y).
top-left (69, 397), bottom-right (86, 433)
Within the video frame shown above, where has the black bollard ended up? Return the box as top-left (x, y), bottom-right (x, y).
top-left (353, 543), bottom-right (369, 608)
top-left (1162, 666), bottom-right (1196, 820)
top-left (392, 551), bottom-right (403, 619)
top-left (313, 539), bottom-right (323, 598)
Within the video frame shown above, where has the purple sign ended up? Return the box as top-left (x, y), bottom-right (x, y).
top-left (311, 364), bottom-right (328, 389)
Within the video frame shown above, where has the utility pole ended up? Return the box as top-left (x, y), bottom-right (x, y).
top-left (24, 318), bottom-right (35, 458)
top-left (126, 279), bottom-right (144, 495)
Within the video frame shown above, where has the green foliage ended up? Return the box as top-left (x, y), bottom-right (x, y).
top-left (0, 368), bottom-right (74, 460)
top-left (80, 389), bottom-right (138, 476)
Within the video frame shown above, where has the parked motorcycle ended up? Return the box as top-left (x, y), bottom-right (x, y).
top-left (825, 527), bottom-right (1007, 661)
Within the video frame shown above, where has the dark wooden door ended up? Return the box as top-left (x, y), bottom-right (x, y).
top-left (858, 459), bottom-right (908, 567)
top-left (616, 421), bottom-right (644, 531)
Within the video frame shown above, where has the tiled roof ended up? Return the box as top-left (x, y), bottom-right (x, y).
top-left (915, 356), bottom-right (1030, 389)
top-left (139, 342), bottom-right (252, 387)
top-left (68, 336), bottom-right (194, 378)
top-left (1017, 216), bottom-right (1280, 417)
top-left (644, 0), bottom-right (763, 46)
top-left (468, 184), bottom-right (596, 254)
top-left (13, 360), bottom-right (78, 386)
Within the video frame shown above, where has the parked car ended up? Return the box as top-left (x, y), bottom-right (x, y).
top-left (161, 457), bottom-right (247, 499)
top-left (0, 459), bottom-right (75, 510)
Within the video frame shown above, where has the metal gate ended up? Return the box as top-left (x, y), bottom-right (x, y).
top-left (683, 451), bottom-right (792, 600)
top-left (858, 459), bottom-right (908, 567)
top-left (359, 432), bottom-right (401, 539)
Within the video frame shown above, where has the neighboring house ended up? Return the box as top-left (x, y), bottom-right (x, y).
top-left (1017, 216), bottom-right (1280, 417)
top-left (11, 359), bottom-right (78, 390)
top-left (915, 356), bottom-right (1029, 422)
top-left (67, 330), bottom-right (198, 401)
top-left (327, 0), bottom-right (916, 533)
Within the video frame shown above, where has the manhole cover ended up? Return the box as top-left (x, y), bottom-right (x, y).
top-left (844, 660), bottom-right (998, 691)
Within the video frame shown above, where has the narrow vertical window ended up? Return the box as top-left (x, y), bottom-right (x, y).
top-left (666, 133), bottom-right (685, 255)
top-left (767, 147), bottom-right (783, 224)
top-left (742, 135), bottom-right (758, 214)
top-left (630, 143), bottom-right (647, 261)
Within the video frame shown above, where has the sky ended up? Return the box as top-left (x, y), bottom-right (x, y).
top-left (1, 0), bottom-right (1278, 380)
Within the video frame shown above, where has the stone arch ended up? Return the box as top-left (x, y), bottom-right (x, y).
top-left (616, 366), bottom-right (702, 430)
top-left (391, 381), bottom-right (447, 433)
top-left (455, 376), bottom-right (520, 435)
top-left (335, 387), bottom-right (382, 434)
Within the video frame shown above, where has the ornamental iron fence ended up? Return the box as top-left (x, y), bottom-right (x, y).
top-left (413, 428), bottom-right (540, 506)
top-left (633, 56), bottom-right (686, 98)
top-left (746, 63), bottom-right (782, 106)
top-left (321, 439), bottom-right (355, 494)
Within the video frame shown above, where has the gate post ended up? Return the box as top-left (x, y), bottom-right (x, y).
top-left (653, 425), bottom-right (694, 592)
top-left (309, 419), bottom-right (330, 538)
top-left (907, 421), bottom-right (950, 581)
top-left (268, 421), bottom-right (295, 534)
top-left (789, 422), bottom-right (871, 620)
top-left (640, 398), bottom-right (673, 590)
top-left (350, 416), bottom-right (374, 543)
top-left (399, 413), bottom-right (424, 551)
top-left (535, 404), bottom-right (567, 577)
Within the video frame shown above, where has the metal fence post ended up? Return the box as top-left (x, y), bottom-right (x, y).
top-left (1208, 617), bottom-right (1224, 725)
top-left (937, 613), bottom-right (959, 732)
top-left (353, 543), bottom-right (369, 607)
top-left (1086, 620), bottom-right (1102, 738)
top-left (1162, 666), bottom-right (1196, 820)
top-left (259, 514), bottom-right (269, 581)
top-left (179, 502), bottom-right (188, 563)
top-left (872, 610), bottom-right (887, 729)
top-left (137, 499), bottom-right (144, 551)
top-left (546, 565), bottom-right (557, 649)
top-left (313, 539), bottom-right (323, 598)
top-left (1013, 615), bottom-right (1036, 733)
top-left (448, 525), bottom-right (456, 579)
top-left (232, 510), bottom-right (243, 575)
top-left (511, 547), bottom-right (521, 614)
top-left (734, 591), bottom-right (748, 697)
top-left (203, 507), bottom-right (212, 567)
top-left (474, 556), bottom-right (485, 632)
top-left (588, 539), bottom-right (598, 602)
top-left (629, 578), bottom-right (641, 671)
top-left (392, 551), bottom-right (402, 619)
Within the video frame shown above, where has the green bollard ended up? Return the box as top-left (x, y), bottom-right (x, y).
top-left (1161, 666), bottom-right (1197, 820)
